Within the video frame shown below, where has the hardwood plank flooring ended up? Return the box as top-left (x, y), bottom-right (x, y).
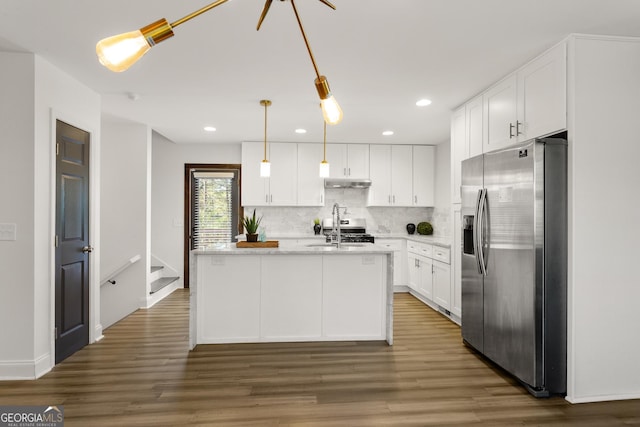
top-left (1, 290), bottom-right (638, 426)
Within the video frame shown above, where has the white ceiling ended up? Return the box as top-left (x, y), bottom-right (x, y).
top-left (1, 0), bottom-right (640, 145)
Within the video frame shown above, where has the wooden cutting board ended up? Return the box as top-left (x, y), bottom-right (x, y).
top-left (236, 241), bottom-right (279, 248)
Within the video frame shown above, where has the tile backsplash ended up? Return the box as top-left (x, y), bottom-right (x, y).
top-left (246, 188), bottom-right (450, 237)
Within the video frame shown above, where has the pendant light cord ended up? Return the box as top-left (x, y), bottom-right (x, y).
top-left (264, 102), bottom-right (268, 160)
top-left (323, 120), bottom-right (327, 161)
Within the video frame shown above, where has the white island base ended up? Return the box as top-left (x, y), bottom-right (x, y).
top-left (190, 247), bottom-right (393, 348)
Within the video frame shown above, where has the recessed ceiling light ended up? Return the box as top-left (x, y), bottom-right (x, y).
top-left (295, 129), bottom-right (307, 134)
top-left (416, 99), bottom-right (432, 107)
top-left (204, 126), bottom-right (216, 132)
top-left (382, 130), bottom-right (394, 136)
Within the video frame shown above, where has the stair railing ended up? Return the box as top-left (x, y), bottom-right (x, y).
top-left (101, 254), bottom-right (141, 287)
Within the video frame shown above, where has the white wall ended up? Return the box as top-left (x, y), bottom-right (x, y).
top-left (100, 121), bottom-right (151, 329)
top-left (151, 133), bottom-right (241, 281)
top-left (0, 52), bottom-right (101, 379)
top-left (566, 35), bottom-right (640, 402)
top-left (0, 53), bottom-right (36, 376)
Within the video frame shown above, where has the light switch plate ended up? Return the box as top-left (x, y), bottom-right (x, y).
top-left (0, 223), bottom-right (17, 241)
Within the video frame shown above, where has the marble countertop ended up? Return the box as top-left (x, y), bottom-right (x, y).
top-left (234, 233), bottom-right (451, 248)
top-left (374, 234), bottom-right (452, 248)
top-left (193, 242), bottom-right (394, 256)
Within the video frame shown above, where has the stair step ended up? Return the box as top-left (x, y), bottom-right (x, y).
top-left (150, 276), bottom-right (179, 294)
top-left (151, 266), bottom-right (164, 274)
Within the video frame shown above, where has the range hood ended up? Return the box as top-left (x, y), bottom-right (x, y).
top-left (324, 178), bottom-right (372, 189)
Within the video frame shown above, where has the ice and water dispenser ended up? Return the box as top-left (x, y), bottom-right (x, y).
top-left (463, 215), bottom-right (475, 255)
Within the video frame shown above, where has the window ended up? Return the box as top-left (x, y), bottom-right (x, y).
top-left (191, 171), bottom-right (239, 249)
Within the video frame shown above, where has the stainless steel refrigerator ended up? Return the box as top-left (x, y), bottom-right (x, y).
top-left (461, 137), bottom-right (567, 397)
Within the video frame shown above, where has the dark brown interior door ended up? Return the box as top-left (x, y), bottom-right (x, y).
top-left (55, 120), bottom-right (90, 364)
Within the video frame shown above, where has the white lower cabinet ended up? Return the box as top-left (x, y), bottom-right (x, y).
top-left (195, 253), bottom-right (389, 344)
top-left (432, 260), bottom-right (450, 310)
top-left (261, 256), bottom-right (322, 339)
top-left (451, 204), bottom-right (462, 318)
top-left (407, 240), bottom-right (452, 319)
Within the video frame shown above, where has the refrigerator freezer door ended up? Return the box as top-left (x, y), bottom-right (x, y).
top-left (460, 155), bottom-right (484, 352)
top-left (482, 140), bottom-right (542, 388)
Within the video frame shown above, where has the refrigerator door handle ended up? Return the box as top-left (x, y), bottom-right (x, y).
top-left (477, 188), bottom-right (488, 276)
top-left (473, 189), bottom-right (483, 274)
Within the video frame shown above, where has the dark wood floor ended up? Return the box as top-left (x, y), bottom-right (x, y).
top-left (1, 290), bottom-right (638, 426)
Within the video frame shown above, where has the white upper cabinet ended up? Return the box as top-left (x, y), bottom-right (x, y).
top-left (412, 145), bottom-right (435, 207)
top-left (391, 145), bottom-right (413, 206)
top-left (241, 142), bottom-right (297, 206)
top-left (241, 142), bottom-right (269, 206)
top-left (466, 95), bottom-right (484, 158)
top-left (297, 144), bottom-right (325, 206)
top-left (326, 143), bottom-right (369, 179)
top-left (483, 42), bottom-right (567, 153)
top-left (451, 105), bottom-right (466, 205)
top-left (483, 74), bottom-right (518, 153)
top-left (517, 42), bottom-right (567, 141)
top-left (367, 145), bottom-right (393, 206)
top-left (368, 145), bottom-right (431, 207)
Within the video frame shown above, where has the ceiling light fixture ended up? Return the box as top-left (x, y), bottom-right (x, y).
top-left (295, 129), bottom-right (307, 134)
top-left (416, 99), bottom-right (432, 107)
top-left (382, 130), bottom-right (394, 136)
top-left (257, 0), bottom-right (343, 125)
top-left (260, 99), bottom-right (272, 178)
top-left (96, 0), bottom-right (230, 72)
top-left (204, 126), bottom-right (217, 132)
top-left (319, 119), bottom-right (330, 178)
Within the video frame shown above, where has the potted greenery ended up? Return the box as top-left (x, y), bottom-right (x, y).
top-left (242, 209), bottom-right (262, 242)
top-left (313, 218), bottom-right (321, 235)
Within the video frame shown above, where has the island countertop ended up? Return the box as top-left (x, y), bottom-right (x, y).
top-left (192, 243), bottom-right (394, 256)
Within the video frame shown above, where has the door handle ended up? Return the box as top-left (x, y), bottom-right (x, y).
top-left (82, 245), bottom-right (93, 253)
top-left (477, 188), bottom-right (488, 276)
top-left (473, 189), bottom-right (483, 274)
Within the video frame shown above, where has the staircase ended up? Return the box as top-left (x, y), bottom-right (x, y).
top-left (150, 265), bottom-right (179, 295)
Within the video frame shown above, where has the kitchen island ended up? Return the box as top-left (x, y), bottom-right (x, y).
top-left (189, 243), bottom-right (394, 349)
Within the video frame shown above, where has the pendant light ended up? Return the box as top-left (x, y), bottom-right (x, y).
top-left (96, 0), bottom-right (230, 72)
top-left (286, 0), bottom-right (343, 125)
top-left (256, 0), bottom-right (342, 124)
top-left (319, 119), bottom-right (330, 178)
top-left (260, 100), bottom-right (271, 178)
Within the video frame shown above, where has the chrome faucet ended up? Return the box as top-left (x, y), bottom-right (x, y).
top-left (331, 202), bottom-right (342, 248)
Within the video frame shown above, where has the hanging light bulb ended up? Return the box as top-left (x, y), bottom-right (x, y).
top-left (96, 19), bottom-right (174, 72)
top-left (319, 119), bottom-right (330, 177)
top-left (96, 0), bottom-right (229, 72)
top-left (288, 0), bottom-right (343, 125)
top-left (315, 76), bottom-right (343, 125)
top-left (260, 100), bottom-right (272, 178)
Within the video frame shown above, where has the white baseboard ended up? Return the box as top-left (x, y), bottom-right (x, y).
top-left (566, 391), bottom-right (640, 404)
top-left (0, 353), bottom-right (51, 380)
top-left (394, 285), bottom-right (410, 293)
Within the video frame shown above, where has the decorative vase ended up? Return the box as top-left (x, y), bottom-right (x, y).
top-left (246, 233), bottom-right (259, 242)
top-left (313, 224), bottom-right (322, 235)
top-left (406, 223), bottom-right (416, 235)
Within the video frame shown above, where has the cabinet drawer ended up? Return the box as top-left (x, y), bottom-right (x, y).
top-left (376, 239), bottom-right (403, 251)
top-left (408, 241), bottom-right (432, 257)
top-left (432, 246), bottom-right (450, 264)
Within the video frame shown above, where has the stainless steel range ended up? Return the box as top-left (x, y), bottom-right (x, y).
top-left (321, 218), bottom-right (375, 243)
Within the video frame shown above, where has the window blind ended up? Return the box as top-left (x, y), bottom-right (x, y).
top-left (192, 172), bottom-right (236, 248)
